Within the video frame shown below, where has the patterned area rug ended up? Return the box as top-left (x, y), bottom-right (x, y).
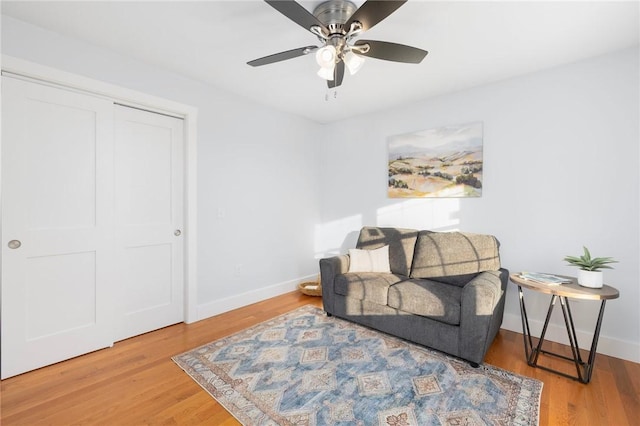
top-left (173, 305), bottom-right (542, 425)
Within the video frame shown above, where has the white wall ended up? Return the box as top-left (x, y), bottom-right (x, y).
top-left (319, 48), bottom-right (640, 362)
top-left (1, 16), bottom-right (323, 318)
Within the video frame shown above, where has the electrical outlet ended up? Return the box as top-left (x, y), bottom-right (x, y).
top-left (234, 264), bottom-right (243, 276)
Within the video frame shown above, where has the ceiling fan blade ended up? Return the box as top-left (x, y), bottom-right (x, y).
top-left (264, 0), bottom-right (325, 33)
top-left (247, 46), bottom-right (317, 67)
top-left (328, 61), bottom-right (345, 88)
top-left (354, 40), bottom-right (428, 64)
top-left (345, 0), bottom-right (407, 32)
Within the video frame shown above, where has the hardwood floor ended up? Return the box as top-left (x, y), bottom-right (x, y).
top-left (2, 291), bottom-right (638, 425)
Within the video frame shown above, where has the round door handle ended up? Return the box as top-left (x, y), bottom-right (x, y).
top-left (8, 240), bottom-right (22, 249)
top-left (174, 229), bottom-right (182, 237)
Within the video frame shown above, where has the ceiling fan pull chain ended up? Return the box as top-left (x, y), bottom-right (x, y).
top-left (324, 88), bottom-right (338, 101)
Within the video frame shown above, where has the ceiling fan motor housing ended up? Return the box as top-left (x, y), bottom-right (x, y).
top-left (313, 0), bottom-right (357, 35)
top-left (313, 0), bottom-right (360, 62)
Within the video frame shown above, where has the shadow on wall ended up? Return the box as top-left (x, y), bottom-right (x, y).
top-left (315, 198), bottom-right (462, 258)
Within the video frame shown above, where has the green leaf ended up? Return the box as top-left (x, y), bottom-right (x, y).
top-left (564, 246), bottom-right (617, 272)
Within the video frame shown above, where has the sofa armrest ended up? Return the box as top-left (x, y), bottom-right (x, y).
top-left (462, 270), bottom-right (504, 315)
top-left (319, 255), bottom-right (350, 315)
top-left (459, 269), bottom-right (509, 363)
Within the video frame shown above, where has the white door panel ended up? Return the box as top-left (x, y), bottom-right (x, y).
top-left (25, 251), bottom-right (97, 339)
top-left (118, 120), bottom-right (173, 225)
top-left (1, 76), bottom-right (115, 379)
top-left (114, 105), bottom-right (184, 341)
top-left (25, 100), bottom-right (98, 229)
top-left (123, 244), bottom-right (173, 312)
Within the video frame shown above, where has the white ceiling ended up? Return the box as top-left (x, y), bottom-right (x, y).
top-left (2, 1), bottom-right (639, 124)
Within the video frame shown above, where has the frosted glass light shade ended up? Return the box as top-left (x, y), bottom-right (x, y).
top-left (345, 51), bottom-right (365, 75)
top-left (315, 45), bottom-right (337, 68)
top-left (317, 66), bottom-right (335, 81)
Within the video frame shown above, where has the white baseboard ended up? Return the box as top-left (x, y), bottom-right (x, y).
top-left (501, 312), bottom-right (640, 363)
top-left (196, 274), bottom-right (317, 321)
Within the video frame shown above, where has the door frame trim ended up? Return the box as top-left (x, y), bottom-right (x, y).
top-left (1, 55), bottom-right (199, 323)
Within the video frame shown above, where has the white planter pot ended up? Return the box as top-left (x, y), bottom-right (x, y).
top-left (577, 270), bottom-right (603, 288)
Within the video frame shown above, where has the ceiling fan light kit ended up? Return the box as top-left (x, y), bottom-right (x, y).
top-left (248, 0), bottom-right (428, 88)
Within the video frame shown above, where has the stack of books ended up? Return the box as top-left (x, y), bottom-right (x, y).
top-left (518, 272), bottom-right (572, 285)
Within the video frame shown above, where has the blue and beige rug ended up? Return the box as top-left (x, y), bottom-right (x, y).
top-left (173, 305), bottom-right (542, 425)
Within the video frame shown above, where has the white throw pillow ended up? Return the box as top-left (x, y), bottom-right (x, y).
top-left (348, 245), bottom-right (391, 273)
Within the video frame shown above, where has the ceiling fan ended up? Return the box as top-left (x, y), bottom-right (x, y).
top-left (247, 0), bottom-right (428, 88)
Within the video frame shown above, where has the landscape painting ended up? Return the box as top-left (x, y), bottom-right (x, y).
top-left (388, 122), bottom-right (483, 198)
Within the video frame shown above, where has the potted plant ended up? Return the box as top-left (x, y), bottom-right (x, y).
top-left (563, 246), bottom-right (617, 288)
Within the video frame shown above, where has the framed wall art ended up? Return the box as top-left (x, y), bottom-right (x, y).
top-left (388, 122), bottom-right (483, 198)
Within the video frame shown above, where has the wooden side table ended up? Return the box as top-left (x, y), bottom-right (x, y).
top-left (509, 273), bottom-right (619, 384)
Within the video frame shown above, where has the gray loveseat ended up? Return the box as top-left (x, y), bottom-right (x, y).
top-left (319, 227), bottom-right (508, 365)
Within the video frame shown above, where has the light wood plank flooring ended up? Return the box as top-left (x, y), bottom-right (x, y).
top-left (2, 291), bottom-right (638, 425)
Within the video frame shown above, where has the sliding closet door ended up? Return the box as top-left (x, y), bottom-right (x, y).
top-left (1, 76), bottom-right (115, 379)
top-left (114, 105), bottom-right (184, 341)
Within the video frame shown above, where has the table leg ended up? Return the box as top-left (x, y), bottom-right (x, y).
top-left (563, 298), bottom-right (584, 365)
top-left (517, 286), bottom-right (534, 360)
top-left (517, 289), bottom-right (609, 384)
top-left (559, 296), bottom-right (585, 381)
top-left (584, 300), bottom-right (607, 383)
top-left (531, 295), bottom-right (557, 366)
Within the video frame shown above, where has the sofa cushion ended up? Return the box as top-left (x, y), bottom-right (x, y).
top-left (348, 246), bottom-right (391, 273)
top-left (334, 273), bottom-right (405, 305)
top-left (387, 279), bottom-right (462, 326)
top-left (356, 227), bottom-right (418, 276)
top-left (429, 272), bottom-right (480, 288)
top-left (410, 231), bottom-right (500, 279)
